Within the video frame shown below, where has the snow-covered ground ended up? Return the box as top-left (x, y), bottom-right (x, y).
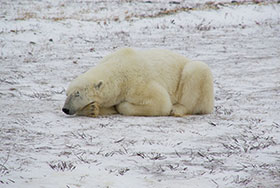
top-left (1, 0), bottom-right (280, 187)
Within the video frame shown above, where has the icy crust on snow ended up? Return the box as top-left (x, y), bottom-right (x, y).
top-left (1, 0), bottom-right (280, 188)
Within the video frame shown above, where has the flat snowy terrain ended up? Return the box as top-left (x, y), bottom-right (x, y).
top-left (1, 0), bottom-right (280, 187)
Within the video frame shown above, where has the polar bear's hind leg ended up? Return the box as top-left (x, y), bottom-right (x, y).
top-left (116, 82), bottom-right (172, 116)
top-left (172, 61), bottom-right (214, 116)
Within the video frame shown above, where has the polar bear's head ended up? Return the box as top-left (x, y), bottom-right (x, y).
top-left (62, 81), bottom-right (103, 115)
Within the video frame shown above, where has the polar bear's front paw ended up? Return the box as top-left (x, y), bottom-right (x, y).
top-left (77, 102), bottom-right (100, 117)
top-left (170, 104), bottom-right (186, 117)
top-left (116, 102), bottom-right (133, 115)
top-left (88, 102), bottom-right (99, 117)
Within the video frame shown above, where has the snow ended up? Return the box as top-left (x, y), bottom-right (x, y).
top-left (1, 0), bottom-right (280, 187)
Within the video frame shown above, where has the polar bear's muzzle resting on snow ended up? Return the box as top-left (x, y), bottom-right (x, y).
top-left (62, 81), bottom-right (104, 116)
top-left (62, 48), bottom-right (214, 117)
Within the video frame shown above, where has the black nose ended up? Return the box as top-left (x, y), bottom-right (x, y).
top-left (62, 108), bottom-right (70, 114)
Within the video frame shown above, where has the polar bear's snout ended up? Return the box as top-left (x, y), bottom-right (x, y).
top-left (62, 108), bottom-right (70, 115)
top-left (62, 89), bottom-right (92, 115)
top-left (62, 94), bottom-right (77, 115)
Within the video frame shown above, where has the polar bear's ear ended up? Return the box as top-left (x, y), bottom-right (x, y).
top-left (94, 80), bottom-right (103, 90)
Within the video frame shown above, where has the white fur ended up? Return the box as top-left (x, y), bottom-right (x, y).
top-left (63, 48), bottom-right (214, 117)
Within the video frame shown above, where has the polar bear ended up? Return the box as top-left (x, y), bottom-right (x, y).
top-left (62, 48), bottom-right (214, 117)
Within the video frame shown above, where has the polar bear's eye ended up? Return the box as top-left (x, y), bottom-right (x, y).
top-left (75, 91), bottom-right (80, 97)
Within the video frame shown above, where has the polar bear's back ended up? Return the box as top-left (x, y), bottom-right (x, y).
top-left (103, 48), bottom-right (186, 85)
top-left (102, 47), bottom-right (188, 65)
top-left (100, 48), bottom-right (188, 79)
top-left (97, 48), bottom-right (189, 95)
